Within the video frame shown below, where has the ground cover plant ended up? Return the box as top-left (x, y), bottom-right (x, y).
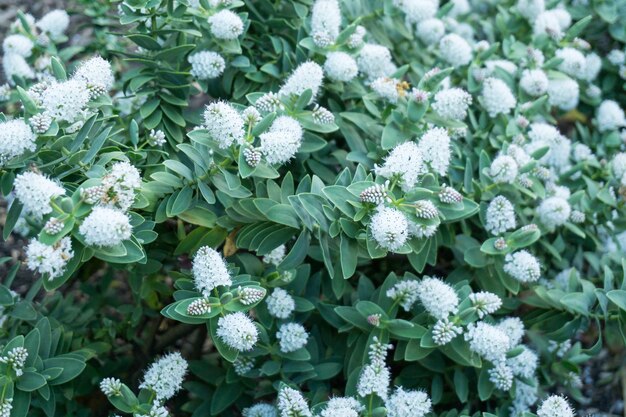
top-left (1, 0), bottom-right (626, 416)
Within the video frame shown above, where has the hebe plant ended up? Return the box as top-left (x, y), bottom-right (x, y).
top-left (0, 0), bottom-right (626, 416)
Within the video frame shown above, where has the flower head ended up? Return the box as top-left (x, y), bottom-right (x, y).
top-left (37, 10), bottom-right (70, 39)
top-left (507, 346), bottom-right (538, 379)
top-left (216, 312), bottom-right (258, 351)
top-left (79, 207), bottom-right (132, 247)
top-left (260, 116), bottom-right (303, 164)
top-left (488, 362), bottom-right (513, 390)
top-left (208, 10), bottom-right (244, 40)
top-left (370, 206), bottom-right (409, 252)
top-left (520, 69), bottom-right (548, 96)
top-left (418, 127), bottom-right (451, 176)
top-left (504, 250), bottom-right (541, 283)
top-left (482, 78), bottom-right (516, 117)
top-left (3, 54), bottom-right (35, 84)
top-left (490, 155), bottom-right (518, 183)
top-left (266, 288), bottom-right (295, 319)
top-left (192, 246), bottom-right (231, 296)
top-left (387, 279), bottom-right (420, 311)
top-left (203, 101), bottom-right (245, 148)
top-left (41, 80), bottom-right (91, 123)
top-left (416, 18), bottom-right (445, 45)
top-left (486, 196), bottom-right (516, 235)
top-left (357, 44), bottom-right (397, 81)
top-left (375, 141), bottom-right (424, 191)
top-left (547, 78), bottom-right (579, 111)
top-left (416, 277), bottom-right (459, 319)
top-left (243, 404), bottom-right (279, 417)
top-left (597, 100), bottom-right (625, 132)
top-left (432, 318), bottom-right (463, 345)
top-left (139, 352), bottom-right (188, 401)
top-left (14, 171), bottom-right (65, 219)
top-left (536, 395), bottom-right (574, 417)
top-left (320, 397), bottom-right (363, 417)
top-left (3, 35), bottom-right (33, 57)
top-left (385, 388), bottom-right (431, 417)
top-left (311, 0), bottom-right (341, 47)
top-left (25, 237), bottom-right (73, 280)
top-left (438, 34), bottom-right (472, 67)
top-left (100, 377), bottom-right (122, 396)
top-left (277, 387), bottom-right (312, 417)
top-left (469, 291), bottom-right (502, 318)
top-left (324, 52), bottom-right (358, 82)
top-left (73, 56), bottom-right (114, 93)
top-left (0, 119), bottom-right (36, 165)
top-left (188, 51), bottom-right (225, 80)
top-left (432, 88), bottom-right (472, 120)
top-left (279, 62), bottom-right (324, 103)
top-left (465, 321), bottom-right (510, 362)
top-left (497, 317), bottom-right (525, 348)
top-left (276, 322), bottom-right (309, 353)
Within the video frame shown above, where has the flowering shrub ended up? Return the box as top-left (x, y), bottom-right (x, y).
top-left (0, 0), bottom-right (626, 416)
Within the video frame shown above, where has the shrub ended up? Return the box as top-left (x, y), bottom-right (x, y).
top-left (0, 0), bottom-right (625, 416)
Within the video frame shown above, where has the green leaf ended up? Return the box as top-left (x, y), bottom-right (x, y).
top-left (50, 57), bottom-right (67, 81)
top-left (340, 234), bottom-right (358, 279)
top-left (127, 34), bottom-right (162, 50)
top-left (16, 372), bottom-right (47, 392)
top-left (44, 356), bottom-right (86, 385)
top-left (3, 200), bottom-right (23, 240)
top-left (607, 290), bottom-right (626, 311)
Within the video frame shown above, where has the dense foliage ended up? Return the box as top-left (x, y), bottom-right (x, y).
top-left (1, 0), bottom-right (626, 416)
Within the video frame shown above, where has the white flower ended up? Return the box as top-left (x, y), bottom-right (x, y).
top-left (3, 54), bottom-right (35, 84)
top-left (41, 80), bottom-right (91, 123)
top-left (149, 129), bottom-right (166, 146)
top-left (416, 276), bottom-right (458, 320)
top-left (347, 25), bottom-right (366, 49)
top-left (203, 101), bottom-right (245, 148)
top-left (260, 116), bottom-right (303, 164)
top-left (432, 318), bottom-right (462, 345)
top-left (548, 8), bottom-right (571, 30)
top-left (279, 61), bottom-right (324, 103)
top-left (488, 362), bottom-right (513, 390)
top-left (0, 347), bottom-right (28, 377)
top-left (263, 245), bottom-right (286, 266)
top-left (277, 387), bottom-right (312, 417)
top-left (507, 346), bottom-right (538, 379)
top-left (547, 78), bottom-right (579, 111)
top-left (37, 10), bottom-right (70, 39)
top-left (79, 206), bottom-right (132, 247)
top-left (14, 171), bottom-right (65, 219)
top-left (554, 48), bottom-right (586, 79)
top-left (100, 161), bottom-right (142, 211)
top-left (584, 53), bottom-right (602, 81)
top-left (357, 44), bottom-right (397, 81)
top-left (448, 0), bottom-right (470, 16)
top-left (208, 10), bottom-right (244, 40)
top-left (608, 49), bottom-right (626, 66)
top-left (192, 246), bottom-right (231, 296)
top-left (266, 288), bottom-right (295, 319)
top-left (486, 196), bottom-right (516, 235)
top-left (0, 399), bottom-right (12, 417)
top-left (139, 352), bottom-right (187, 401)
top-left (188, 51), bottom-right (225, 80)
top-left (73, 56), bottom-right (114, 92)
top-left (536, 395), bottom-right (574, 417)
top-left (504, 250), bottom-right (541, 283)
top-left (537, 197), bottom-right (571, 229)
top-left (597, 100), bottom-right (625, 132)
top-left (100, 377), bottom-right (122, 396)
top-left (311, 0), bottom-right (341, 47)
top-left (517, 0), bottom-right (544, 20)
top-left (613, 153), bottom-right (626, 179)
top-left (243, 404), bottom-right (279, 417)
top-left (526, 122), bottom-right (571, 169)
top-left (408, 222), bottom-right (439, 239)
top-left (385, 388), bottom-right (431, 417)
top-left (357, 338), bottom-right (391, 400)
top-left (0, 119), bottom-right (36, 165)
top-left (418, 127), bottom-right (451, 176)
top-left (375, 141), bottom-right (424, 191)
top-left (370, 206), bottom-right (409, 252)
top-left (216, 312), bottom-right (258, 351)
top-left (520, 69), bottom-right (548, 96)
top-left (320, 397), bottom-right (363, 417)
top-left (416, 18), bottom-right (445, 45)
top-left (371, 77), bottom-right (401, 103)
top-left (469, 291), bottom-right (502, 318)
top-left (432, 88), bottom-right (472, 120)
top-left (25, 237), bottom-right (73, 279)
top-left (465, 321), bottom-right (510, 363)
top-left (324, 51), bottom-right (358, 82)
top-left (481, 78), bottom-right (516, 117)
top-left (312, 105), bottom-right (334, 124)
top-left (386, 279), bottom-right (420, 311)
top-left (496, 317), bottom-right (525, 348)
top-left (3, 35), bottom-right (33, 58)
top-left (438, 34), bottom-right (472, 67)
top-left (490, 155), bottom-right (518, 184)
top-left (395, 0), bottom-right (438, 24)
top-left (276, 322), bottom-right (309, 352)
top-left (533, 11), bottom-right (562, 39)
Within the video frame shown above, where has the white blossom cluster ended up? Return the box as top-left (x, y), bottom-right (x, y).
top-left (188, 51), bottom-right (226, 80)
top-left (139, 352), bottom-right (188, 400)
top-left (203, 101), bottom-right (245, 148)
top-left (504, 250), bottom-right (541, 283)
top-left (266, 288), bottom-right (295, 319)
top-left (216, 312), bottom-right (258, 351)
top-left (79, 206), bottom-right (132, 247)
top-left (369, 206), bottom-right (409, 252)
top-left (357, 337), bottom-right (392, 400)
top-left (192, 246), bottom-right (232, 296)
top-left (375, 141), bottom-right (424, 191)
top-left (0, 119), bottom-right (36, 165)
top-left (276, 322), bottom-right (309, 353)
top-left (14, 171), bottom-right (65, 219)
top-left (25, 237), bottom-right (73, 279)
top-left (260, 116), bottom-right (304, 165)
